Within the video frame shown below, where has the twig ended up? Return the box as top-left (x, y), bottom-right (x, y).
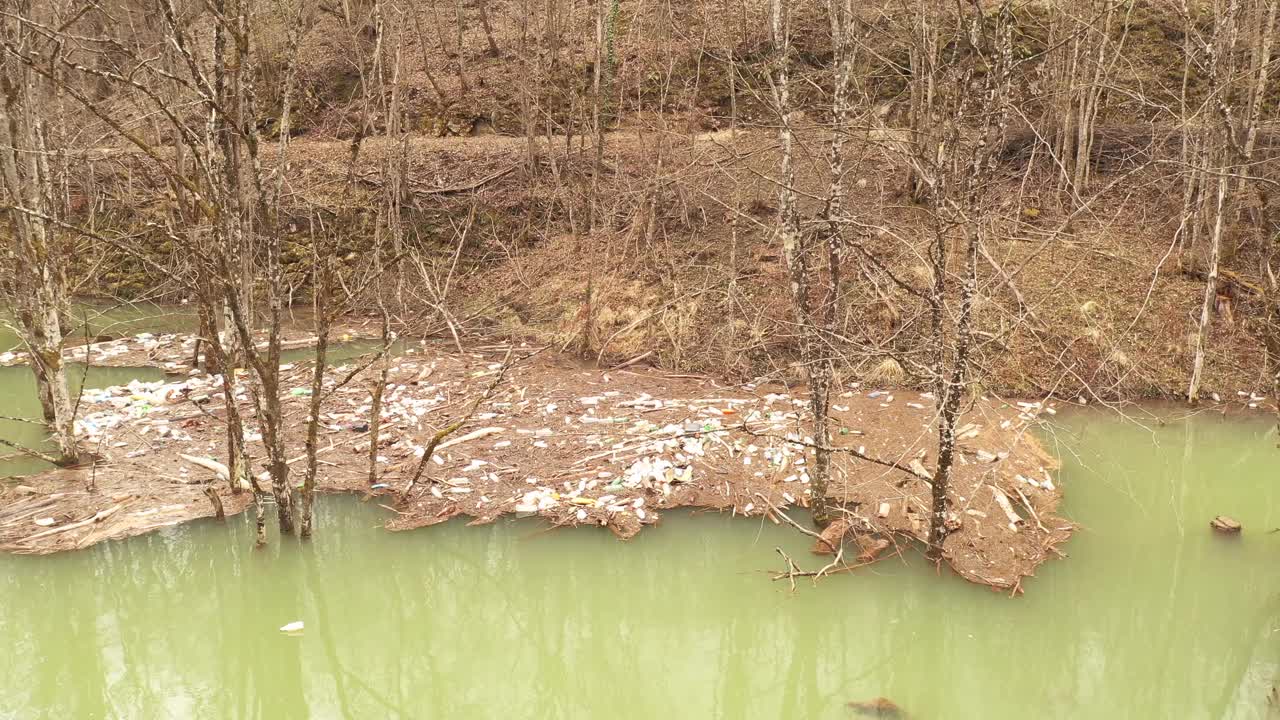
top-left (774, 547), bottom-right (801, 592)
top-left (359, 163), bottom-right (517, 196)
top-left (609, 350), bottom-right (654, 370)
top-left (0, 414), bottom-right (48, 425)
top-left (753, 492), bottom-right (822, 540)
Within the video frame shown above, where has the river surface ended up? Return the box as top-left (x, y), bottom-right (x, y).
top-left (1, 313), bottom-right (1278, 718)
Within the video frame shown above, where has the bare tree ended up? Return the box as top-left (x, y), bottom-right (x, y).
top-left (1185, 0), bottom-right (1271, 404)
top-left (896, 0), bottom-right (1017, 557)
top-left (764, 0), bottom-right (864, 527)
top-left (0, 4), bottom-right (80, 466)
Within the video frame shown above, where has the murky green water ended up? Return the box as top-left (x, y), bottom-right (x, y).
top-left (0, 365), bottom-right (168, 478)
top-left (0, 303), bottom-right (197, 353)
top-left (0, 303), bottom-right (189, 477)
top-left (1, 311), bottom-right (1279, 718)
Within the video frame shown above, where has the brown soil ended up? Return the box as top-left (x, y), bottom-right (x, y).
top-left (0, 335), bottom-right (1070, 591)
top-left (81, 123), bottom-right (1280, 403)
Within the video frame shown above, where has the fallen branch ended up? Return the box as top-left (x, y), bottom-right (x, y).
top-left (284, 421), bottom-right (399, 465)
top-left (20, 502), bottom-right (124, 543)
top-left (734, 421), bottom-right (931, 483)
top-left (989, 484), bottom-right (1024, 530)
top-left (609, 350), bottom-right (654, 370)
top-left (752, 492), bottom-right (823, 541)
top-left (0, 437), bottom-right (64, 466)
top-left (179, 453), bottom-right (230, 482)
top-left (435, 426), bottom-right (504, 451)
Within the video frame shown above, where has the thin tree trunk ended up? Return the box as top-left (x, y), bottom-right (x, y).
top-left (477, 0), bottom-right (500, 56)
top-left (924, 0), bottom-right (1013, 559)
top-left (0, 41), bottom-right (78, 465)
top-left (768, 0), bottom-right (828, 525)
top-left (367, 316), bottom-right (391, 487)
top-left (1188, 169), bottom-right (1227, 403)
top-left (300, 259), bottom-right (330, 539)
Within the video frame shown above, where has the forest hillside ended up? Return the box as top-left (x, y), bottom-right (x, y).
top-left (3, 0), bottom-right (1278, 400)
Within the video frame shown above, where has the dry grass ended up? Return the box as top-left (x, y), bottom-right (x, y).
top-left (865, 357), bottom-right (907, 386)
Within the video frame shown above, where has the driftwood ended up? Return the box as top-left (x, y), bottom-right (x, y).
top-left (1181, 266), bottom-right (1267, 298)
top-left (1211, 515), bottom-right (1242, 534)
top-left (989, 485), bottom-right (1024, 530)
top-left (19, 502), bottom-right (125, 544)
top-left (179, 453), bottom-right (230, 481)
top-left (847, 697), bottom-right (908, 718)
top-left (204, 486), bottom-right (225, 520)
top-left (435, 426), bottom-right (505, 451)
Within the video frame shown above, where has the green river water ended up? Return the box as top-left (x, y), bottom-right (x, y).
top-left (1, 313), bottom-right (1279, 718)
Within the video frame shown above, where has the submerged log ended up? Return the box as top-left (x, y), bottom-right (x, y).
top-left (847, 697), bottom-right (907, 718)
top-left (813, 516), bottom-right (853, 554)
top-left (1210, 515), bottom-right (1242, 534)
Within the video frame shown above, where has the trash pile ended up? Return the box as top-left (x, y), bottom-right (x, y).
top-left (2, 333), bottom-right (1074, 589)
top-left (75, 375), bottom-right (229, 458)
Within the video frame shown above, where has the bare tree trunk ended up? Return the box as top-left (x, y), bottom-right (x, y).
top-left (1188, 169), bottom-right (1227, 403)
top-left (430, 0), bottom-right (467, 94)
top-left (409, 1), bottom-right (445, 102)
top-left (807, 0), bottom-right (856, 527)
top-left (0, 32), bottom-right (79, 465)
top-left (300, 257), bottom-right (330, 539)
top-left (588, 0), bottom-right (605, 231)
top-left (477, 0), bottom-right (501, 56)
top-left (768, 0), bottom-right (829, 525)
top-left (921, 0), bottom-right (1014, 559)
top-left (518, 0), bottom-right (538, 172)
top-left (906, 0), bottom-right (940, 203)
top-left (199, 285), bottom-right (264, 545)
top-left (1186, 0), bottom-right (1245, 403)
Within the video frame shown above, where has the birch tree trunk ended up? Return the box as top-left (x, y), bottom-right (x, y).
top-left (768, 0), bottom-right (830, 525)
top-left (1187, 157), bottom-right (1228, 403)
top-left (1186, 0), bottom-right (1243, 404)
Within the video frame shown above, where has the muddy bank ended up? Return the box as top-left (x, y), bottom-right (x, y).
top-left (0, 337), bottom-right (1071, 590)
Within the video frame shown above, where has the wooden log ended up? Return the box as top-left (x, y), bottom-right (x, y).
top-left (179, 453), bottom-right (230, 482)
top-left (435, 426), bottom-right (505, 451)
top-left (1210, 515), bottom-right (1242, 534)
top-left (989, 485), bottom-right (1024, 530)
top-left (20, 502), bottom-right (124, 543)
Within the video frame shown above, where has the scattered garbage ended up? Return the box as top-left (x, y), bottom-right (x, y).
top-left (279, 621), bottom-right (304, 633)
top-left (2, 329), bottom-right (1068, 591)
